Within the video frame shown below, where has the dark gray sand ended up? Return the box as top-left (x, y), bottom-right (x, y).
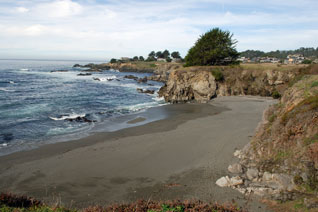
top-left (0, 96), bottom-right (276, 211)
top-left (127, 117), bottom-right (146, 124)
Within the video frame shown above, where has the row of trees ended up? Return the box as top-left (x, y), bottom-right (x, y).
top-left (240, 47), bottom-right (318, 59)
top-left (146, 50), bottom-right (182, 62)
top-left (109, 50), bottom-right (182, 63)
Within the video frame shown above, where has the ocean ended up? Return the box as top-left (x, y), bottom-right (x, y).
top-left (0, 59), bottom-right (166, 156)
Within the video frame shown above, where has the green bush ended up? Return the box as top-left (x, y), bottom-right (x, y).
top-left (184, 28), bottom-right (239, 66)
top-left (272, 91), bottom-right (281, 99)
top-left (302, 59), bottom-right (312, 64)
top-left (211, 69), bottom-right (224, 81)
top-left (110, 58), bottom-right (117, 63)
top-left (311, 81), bottom-right (318, 88)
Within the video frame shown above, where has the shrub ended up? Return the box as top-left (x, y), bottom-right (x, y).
top-left (302, 59), bottom-right (312, 64)
top-left (272, 91), bottom-right (281, 99)
top-left (110, 58), bottom-right (117, 63)
top-left (211, 69), bottom-right (224, 81)
top-left (311, 81), bottom-right (318, 88)
top-left (184, 28), bottom-right (239, 66)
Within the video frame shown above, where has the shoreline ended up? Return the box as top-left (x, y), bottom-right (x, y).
top-left (0, 96), bottom-right (276, 211)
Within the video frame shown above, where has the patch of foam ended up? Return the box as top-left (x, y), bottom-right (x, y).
top-left (108, 69), bottom-right (119, 73)
top-left (20, 68), bottom-right (29, 71)
top-left (9, 81), bottom-right (15, 84)
top-left (93, 75), bottom-right (117, 81)
top-left (117, 101), bottom-right (163, 113)
top-left (0, 88), bottom-right (15, 92)
top-left (49, 113), bottom-right (86, 121)
top-left (0, 143), bottom-right (8, 148)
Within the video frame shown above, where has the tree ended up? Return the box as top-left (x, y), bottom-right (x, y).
top-left (133, 56), bottom-right (139, 61)
top-left (156, 51), bottom-right (163, 58)
top-left (110, 58), bottom-right (117, 63)
top-left (146, 56), bottom-right (156, 61)
top-left (171, 51), bottom-right (181, 59)
top-left (148, 51), bottom-right (155, 57)
top-left (185, 28), bottom-right (239, 66)
top-left (162, 50), bottom-right (170, 59)
top-left (139, 56), bottom-right (144, 61)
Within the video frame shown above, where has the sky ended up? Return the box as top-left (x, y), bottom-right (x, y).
top-left (0, 0), bottom-right (317, 60)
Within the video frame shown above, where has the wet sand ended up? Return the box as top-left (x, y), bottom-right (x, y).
top-left (0, 96), bottom-right (276, 211)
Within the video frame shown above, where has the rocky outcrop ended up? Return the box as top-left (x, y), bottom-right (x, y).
top-left (158, 69), bottom-right (217, 103)
top-left (158, 65), bottom-right (318, 104)
top-left (136, 88), bottom-right (155, 94)
top-left (50, 70), bottom-right (68, 73)
top-left (216, 67), bottom-right (296, 97)
top-left (108, 63), bottom-right (155, 73)
top-left (77, 73), bottom-right (92, 76)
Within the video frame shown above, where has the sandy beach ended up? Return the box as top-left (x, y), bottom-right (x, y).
top-left (0, 96), bottom-right (276, 211)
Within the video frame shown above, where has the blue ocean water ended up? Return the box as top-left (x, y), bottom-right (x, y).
top-left (0, 59), bottom-right (165, 156)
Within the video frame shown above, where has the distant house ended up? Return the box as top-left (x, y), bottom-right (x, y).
top-left (172, 58), bottom-right (182, 63)
top-left (157, 58), bottom-right (167, 62)
top-left (237, 57), bottom-right (249, 63)
top-left (286, 54), bottom-right (305, 64)
top-left (259, 57), bottom-right (279, 63)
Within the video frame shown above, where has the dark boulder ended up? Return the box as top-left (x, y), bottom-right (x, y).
top-left (137, 88), bottom-right (155, 94)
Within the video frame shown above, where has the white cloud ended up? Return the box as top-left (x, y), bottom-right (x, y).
top-left (34, 0), bottom-right (83, 18)
top-left (16, 7), bottom-right (29, 13)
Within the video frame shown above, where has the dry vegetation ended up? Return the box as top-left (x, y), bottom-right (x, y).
top-left (0, 193), bottom-right (245, 212)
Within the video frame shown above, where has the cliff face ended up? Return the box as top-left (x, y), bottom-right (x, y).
top-left (158, 69), bottom-right (217, 103)
top-left (224, 74), bottom-right (318, 201)
top-left (159, 65), bottom-right (304, 103)
top-left (217, 68), bottom-right (296, 97)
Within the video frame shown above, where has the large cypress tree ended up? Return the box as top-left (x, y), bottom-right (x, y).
top-left (185, 28), bottom-right (239, 66)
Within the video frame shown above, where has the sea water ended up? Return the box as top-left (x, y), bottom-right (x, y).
top-left (0, 59), bottom-right (166, 156)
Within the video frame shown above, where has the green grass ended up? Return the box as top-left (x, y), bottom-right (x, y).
top-left (311, 81), bottom-right (318, 88)
top-left (149, 63), bottom-right (157, 68)
top-left (148, 204), bottom-right (185, 212)
top-left (275, 150), bottom-right (291, 162)
top-left (268, 114), bottom-right (277, 123)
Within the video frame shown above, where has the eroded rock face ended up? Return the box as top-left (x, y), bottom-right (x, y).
top-left (158, 69), bottom-right (217, 103)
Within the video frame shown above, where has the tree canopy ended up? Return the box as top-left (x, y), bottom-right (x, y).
top-left (171, 51), bottom-right (181, 59)
top-left (184, 28), bottom-right (239, 66)
top-left (240, 47), bottom-right (318, 59)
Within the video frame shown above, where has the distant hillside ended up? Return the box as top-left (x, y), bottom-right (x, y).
top-left (240, 47), bottom-right (318, 59)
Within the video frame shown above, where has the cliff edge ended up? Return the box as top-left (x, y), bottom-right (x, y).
top-left (158, 64), bottom-right (311, 103)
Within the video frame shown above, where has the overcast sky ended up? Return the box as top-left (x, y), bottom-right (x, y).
top-left (0, 0), bottom-right (317, 60)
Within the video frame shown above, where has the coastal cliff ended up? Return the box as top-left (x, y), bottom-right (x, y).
top-left (158, 64), bottom-right (307, 103)
top-left (212, 65), bottom-right (318, 209)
